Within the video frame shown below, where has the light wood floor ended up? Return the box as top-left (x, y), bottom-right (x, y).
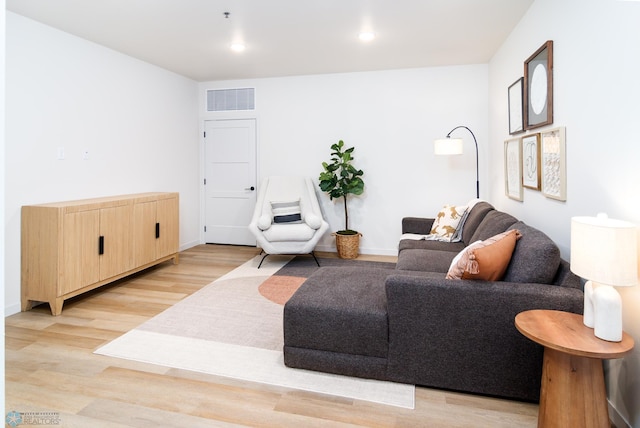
top-left (6, 244), bottom-right (538, 427)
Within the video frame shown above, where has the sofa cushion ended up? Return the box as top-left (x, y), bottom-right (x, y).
top-left (398, 238), bottom-right (465, 253)
top-left (446, 230), bottom-right (522, 280)
top-left (395, 248), bottom-right (458, 272)
top-left (504, 222), bottom-right (561, 284)
top-left (284, 267), bottom-right (392, 358)
top-left (468, 210), bottom-right (518, 243)
top-left (460, 202), bottom-right (495, 244)
top-left (262, 223), bottom-right (316, 242)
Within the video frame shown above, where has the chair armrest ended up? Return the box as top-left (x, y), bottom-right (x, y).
top-left (254, 203), bottom-right (273, 230)
top-left (299, 197), bottom-right (322, 229)
top-left (303, 212), bottom-right (322, 229)
top-left (402, 217), bottom-right (434, 235)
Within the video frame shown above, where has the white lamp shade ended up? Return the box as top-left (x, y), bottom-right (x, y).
top-left (434, 138), bottom-right (463, 155)
top-left (570, 214), bottom-right (638, 287)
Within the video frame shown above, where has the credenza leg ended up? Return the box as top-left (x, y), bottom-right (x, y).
top-left (50, 298), bottom-right (64, 316)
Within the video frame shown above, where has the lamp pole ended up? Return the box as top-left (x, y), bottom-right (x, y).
top-left (445, 126), bottom-right (479, 199)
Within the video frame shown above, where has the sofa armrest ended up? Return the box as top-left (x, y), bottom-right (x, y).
top-left (402, 217), bottom-right (434, 235)
top-left (384, 273), bottom-right (583, 401)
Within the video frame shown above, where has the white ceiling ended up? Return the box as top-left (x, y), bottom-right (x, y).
top-left (6, 0), bottom-right (533, 82)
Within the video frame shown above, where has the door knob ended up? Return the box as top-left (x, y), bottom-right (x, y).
top-left (245, 186), bottom-right (255, 191)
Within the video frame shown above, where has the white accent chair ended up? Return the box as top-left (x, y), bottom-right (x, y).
top-left (249, 176), bottom-right (329, 268)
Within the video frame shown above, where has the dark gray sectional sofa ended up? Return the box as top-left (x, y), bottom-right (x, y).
top-left (283, 202), bottom-right (584, 402)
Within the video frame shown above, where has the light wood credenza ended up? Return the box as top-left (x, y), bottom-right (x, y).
top-left (21, 192), bottom-right (179, 315)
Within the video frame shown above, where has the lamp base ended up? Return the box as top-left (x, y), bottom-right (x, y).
top-left (593, 284), bottom-right (623, 342)
top-left (583, 280), bottom-right (594, 328)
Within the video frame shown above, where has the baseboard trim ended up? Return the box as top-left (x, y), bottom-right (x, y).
top-left (180, 240), bottom-right (201, 252)
top-left (315, 243), bottom-right (398, 257)
top-left (609, 400), bottom-right (631, 428)
top-left (4, 302), bottom-right (21, 317)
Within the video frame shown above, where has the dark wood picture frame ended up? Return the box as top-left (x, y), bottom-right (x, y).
top-left (524, 40), bottom-right (553, 130)
top-left (508, 77), bottom-right (524, 135)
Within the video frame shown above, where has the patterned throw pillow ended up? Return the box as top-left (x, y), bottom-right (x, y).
top-left (428, 205), bottom-right (468, 242)
top-left (446, 229), bottom-right (522, 281)
top-left (271, 200), bottom-right (302, 223)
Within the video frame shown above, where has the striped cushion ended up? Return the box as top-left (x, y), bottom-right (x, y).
top-left (271, 200), bottom-right (302, 223)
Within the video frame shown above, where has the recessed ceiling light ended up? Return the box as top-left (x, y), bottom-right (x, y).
top-left (359, 32), bottom-right (375, 42)
top-left (230, 43), bottom-right (246, 52)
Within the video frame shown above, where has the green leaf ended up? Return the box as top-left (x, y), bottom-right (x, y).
top-left (318, 140), bottom-right (365, 230)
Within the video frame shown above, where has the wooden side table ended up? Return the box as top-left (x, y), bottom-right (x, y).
top-left (515, 309), bottom-right (634, 428)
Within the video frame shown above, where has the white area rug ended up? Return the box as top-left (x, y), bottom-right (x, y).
top-left (95, 256), bottom-right (415, 409)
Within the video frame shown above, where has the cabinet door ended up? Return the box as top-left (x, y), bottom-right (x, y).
top-left (133, 201), bottom-right (157, 266)
top-left (61, 210), bottom-right (100, 295)
top-left (156, 197), bottom-right (179, 259)
top-left (99, 205), bottom-right (133, 280)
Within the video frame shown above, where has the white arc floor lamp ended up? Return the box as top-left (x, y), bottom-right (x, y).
top-left (434, 125), bottom-right (480, 198)
top-left (570, 214), bottom-right (638, 342)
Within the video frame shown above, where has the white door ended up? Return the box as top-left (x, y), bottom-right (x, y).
top-left (204, 119), bottom-right (257, 245)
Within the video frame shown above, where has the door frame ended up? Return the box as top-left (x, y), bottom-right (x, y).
top-left (199, 115), bottom-right (259, 245)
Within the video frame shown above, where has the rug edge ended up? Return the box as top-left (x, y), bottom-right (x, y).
top-left (95, 329), bottom-right (415, 409)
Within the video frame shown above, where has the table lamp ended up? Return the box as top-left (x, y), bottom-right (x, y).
top-left (570, 214), bottom-right (638, 342)
top-left (434, 125), bottom-right (479, 198)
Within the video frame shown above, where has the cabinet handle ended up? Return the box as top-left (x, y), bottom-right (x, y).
top-left (156, 223), bottom-right (160, 239)
top-left (99, 236), bottom-right (104, 255)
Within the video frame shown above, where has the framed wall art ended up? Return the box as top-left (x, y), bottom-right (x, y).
top-left (541, 126), bottom-right (566, 201)
top-left (508, 77), bottom-right (524, 135)
top-left (521, 133), bottom-right (541, 190)
top-left (524, 40), bottom-right (553, 130)
top-left (504, 138), bottom-right (523, 201)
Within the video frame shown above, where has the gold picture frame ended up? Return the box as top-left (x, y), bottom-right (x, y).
top-left (540, 127), bottom-right (566, 201)
top-left (504, 138), bottom-right (523, 201)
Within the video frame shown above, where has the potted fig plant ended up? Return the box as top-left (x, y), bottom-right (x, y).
top-left (319, 140), bottom-right (365, 259)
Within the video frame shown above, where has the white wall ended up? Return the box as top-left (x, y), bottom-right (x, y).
top-left (9, 0), bottom-right (640, 423)
top-left (199, 65), bottom-right (488, 255)
top-left (5, 12), bottom-right (201, 315)
top-left (488, 0), bottom-right (640, 426)
top-left (1, 0), bottom-right (7, 415)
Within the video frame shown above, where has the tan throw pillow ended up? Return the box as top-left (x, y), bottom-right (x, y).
top-left (446, 229), bottom-right (522, 281)
top-left (429, 205), bottom-right (468, 241)
top-left (446, 240), bottom-right (484, 279)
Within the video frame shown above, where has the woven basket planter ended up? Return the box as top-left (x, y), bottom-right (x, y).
top-left (333, 231), bottom-right (362, 259)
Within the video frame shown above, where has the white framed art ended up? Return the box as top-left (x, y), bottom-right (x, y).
top-left (541, 126), bottom-right (566, 201)
top-left (504, 138), bottom-right (523, 201)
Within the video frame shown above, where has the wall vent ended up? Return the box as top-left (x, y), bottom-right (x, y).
top-left (206, 88), bottom-right (255, 111)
